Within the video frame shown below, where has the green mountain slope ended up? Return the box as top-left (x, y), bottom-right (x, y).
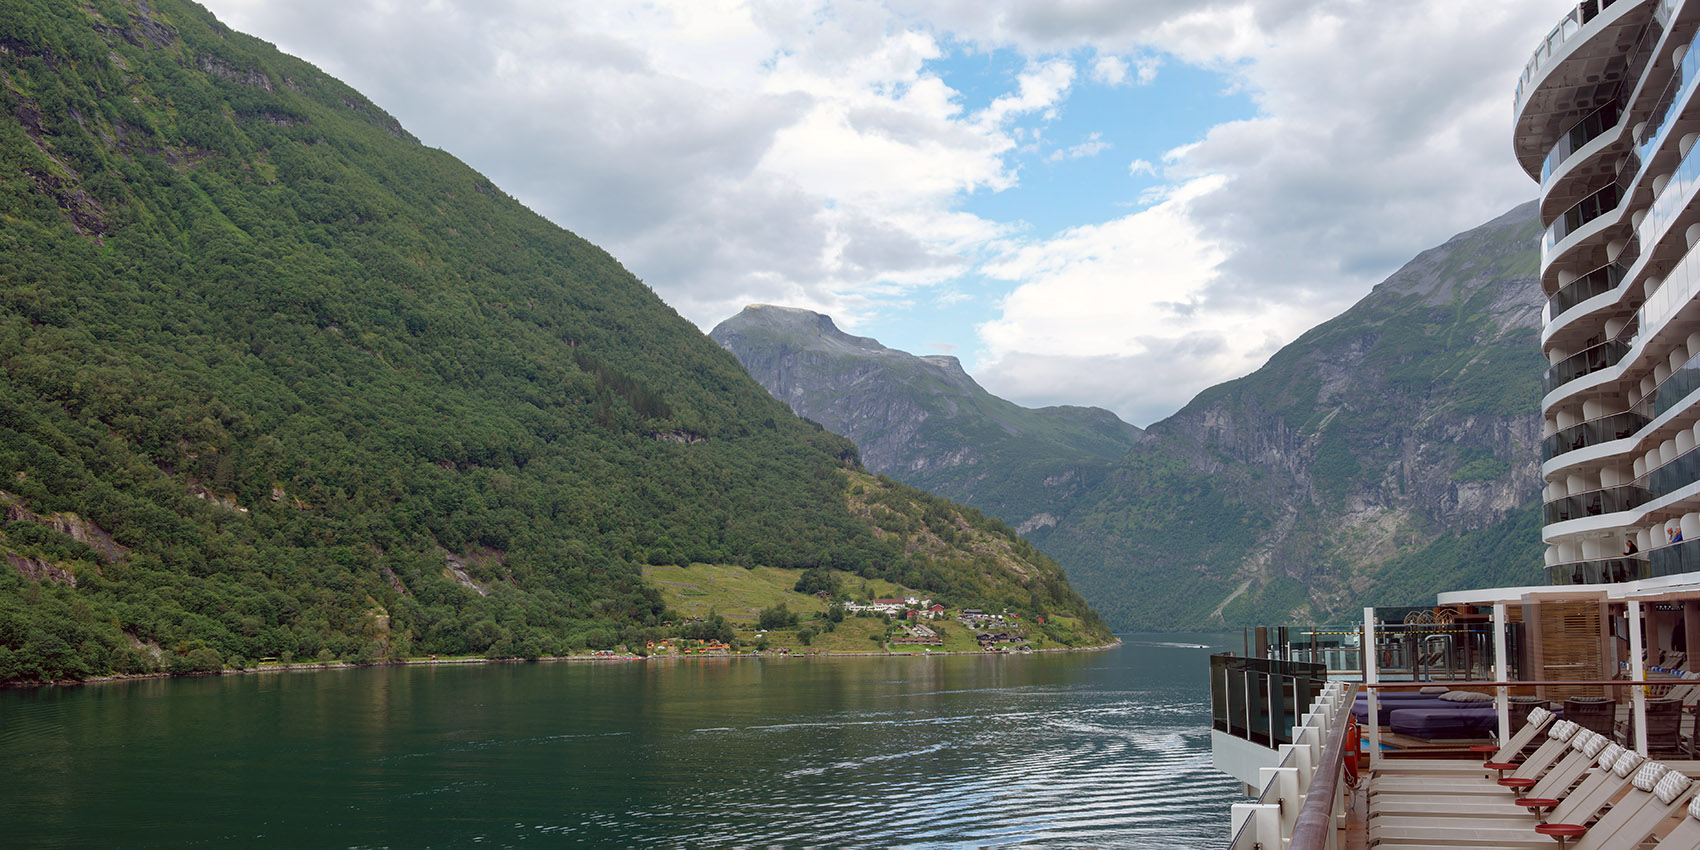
top-left (710, 305), bottom-right (1141, 535)
top-left (0, 0), bottom-right (1108, 683)
top-left (1045, 202), bottom-right (1547, 629)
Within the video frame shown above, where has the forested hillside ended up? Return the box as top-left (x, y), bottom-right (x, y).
top-left (0, 0), bottom-right (1108, 683)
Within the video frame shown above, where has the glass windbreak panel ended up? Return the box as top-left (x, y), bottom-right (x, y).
top-left (1543, 484), bottom-right (1650, 524)
top-left (1547, 262), bottom-right (1624, 320)
top-left (1543, 410), bottom-right (1648, 460)
top-left (1651, 538), bottom-right (1700, 577)
top-left (1367, 609), bottom-right (1509, 682)
top-left (1547, 556), bottom-right (1650, 584)
top-left (1544, 336), bottom-right (1630, 394)
top-left (1287, 624), bottom-right (1363, 673)
top-left (1544, 100), bottom-right (1623, 182)
top-left (1208, 654), bottom-right (1327, 748)
top-left (1211, 658), bottom-right (1230, 733)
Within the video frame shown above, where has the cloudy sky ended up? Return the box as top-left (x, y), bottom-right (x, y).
top-left (199, 0), bottom-right (1563, 426)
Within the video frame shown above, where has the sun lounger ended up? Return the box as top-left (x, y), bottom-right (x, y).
top-left (1653, 795), bottom-right (1700, 849)
top-left (1369, 757), bottom-right (1692, 849)
top-left (1370, 730), bottom-right (1609, 823)
top-left (1537, 763), bottom-right (1695, 850)
top-left (1370, 742), bottom-right (1631, 821)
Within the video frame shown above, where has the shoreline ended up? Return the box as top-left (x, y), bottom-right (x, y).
top-left (7, 636), bottom-right (1124, 689)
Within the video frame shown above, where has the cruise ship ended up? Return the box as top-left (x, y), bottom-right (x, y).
top-left (1213, 1), bottom-right (1700, 846)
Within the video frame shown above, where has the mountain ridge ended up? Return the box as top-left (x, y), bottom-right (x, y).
top-left (716, 201), bottom-right (1546, 630)
top-left (712, 304), bottom-right (1143, 530)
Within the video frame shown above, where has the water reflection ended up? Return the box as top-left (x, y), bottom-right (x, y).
top-left (2, 638), bottom-right (1241, 848)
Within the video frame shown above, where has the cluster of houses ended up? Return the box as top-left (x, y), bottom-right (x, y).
top-left (976, 631), bottom-right (1030, 651)
top-left (647, 638), bottom-right (732, 655)
top-left (841, 596), bottom-right (949, 620)
top-left (892, 623), bottom-right (942, 646)
top-left (957, 609), bottom-right (1008, 626)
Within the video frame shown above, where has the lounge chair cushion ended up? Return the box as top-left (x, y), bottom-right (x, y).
top-left (1528, 706), bottom-right (1553, 726)
top-left (1439, 690), bottom-right (1494, 702)
top-left (1420, 685), bottom-right (1449, 694)
top-left (1688, 794), bottom-right (1700, 819)
top-left (1595, 743), bottom-right (1625, 769)
top-left (1633, 762), bottom-right (1671, 792)
top-left (1654, 770), bottom-right (1693, 805)
top-left (1580, 732), bottom-right (1609, 757)
top-left (1550, 720), bottom-right (1579, 741)
top-left (1613, 749), bottom-right (1646, 777)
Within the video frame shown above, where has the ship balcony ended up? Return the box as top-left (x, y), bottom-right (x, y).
top-left (1544, 441), bottom-right (1700, 542)
top-left (1546, 553), bottom-right (1651, 583)
top-left (1542, 102), bottom-right (1631, 226)
top-left (1543, 330), bottom-right (1634, 395)
top-left (1543, 258), bottom-right (1630, 339)
top-left (1515, 0), bottom-right (1658, 179)
top-left (1549, 538), bottom-right (1700, 585)
top-left (1544, 409), bottom-right (1651, 460)
top-left (1545, 181), bottom-right (1626, 261)
top-left (1544, 481), bottom-right (1653, 525)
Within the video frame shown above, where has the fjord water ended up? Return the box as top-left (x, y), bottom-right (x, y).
top-left (3, 637), bottom-right (1240, 848)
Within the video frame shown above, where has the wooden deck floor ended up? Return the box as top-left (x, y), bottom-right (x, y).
top-left (1344, 782), bottom-right (1367, 850)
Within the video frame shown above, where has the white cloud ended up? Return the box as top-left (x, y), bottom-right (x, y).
top-left (974, 58), bottom-right (1076, 129)
top-left (197, 0), bottom-right (1560, 426)
top-left (1045, 132), bottom-right (1111, 163)
top-left (939, 0), bottom-right (1556, 423)
top-left (1090, 55), bottom-right (1128, 86)
top-left (1133, 55), bottom-right (1161, 85)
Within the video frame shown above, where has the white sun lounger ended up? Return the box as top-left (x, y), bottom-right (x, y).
top-left (1368, 760), bottom-right (1694, 849)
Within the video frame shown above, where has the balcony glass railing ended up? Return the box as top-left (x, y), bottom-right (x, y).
top-left (1544, 182), bottom-right (1624, 256)
top-left (1544, 100), bottom-right (1624, 183)
top-left (1636, 347), bottom-right (1700, 421)
top-left (1545, 261), bottom-right (1626, 326)
top-left (1515, 0), bottom-right (1625, 119)
top-left (1651, 536), bottom-right (1700, 577)
top-left (1544, 410), bottom-right (1650, 460)
top-left (1544, 482), bottom-right (1652, 524)
top-left (1632, 32), bottom-right (1700, 169)
top-left (1548, 555), bottom-right (1651, 584)
top-left (1543, 439), bottom-right (1700, 534)
top-left (1639, 127), bottom-right (1700, 272)
top-left (1209, 654), bottom-right (1327, 749)
top-left (1544, 329), bottom-right (1634, 394)
top-left (1649, 442), bottom-right (1700, 498)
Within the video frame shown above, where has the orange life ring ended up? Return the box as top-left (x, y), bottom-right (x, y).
top-left (1343, 714), bottom-right (1362, 786)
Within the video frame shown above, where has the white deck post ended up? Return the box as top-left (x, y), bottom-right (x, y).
top-left (1364, 607), bottom-right (1379, 766)
top-left (1494, 601), bottom-right (1510, 746)
top-left (1630, 598), bottom-right (1647, 754)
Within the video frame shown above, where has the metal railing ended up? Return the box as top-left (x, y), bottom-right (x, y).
top-left (1225, 681), bottom-right (1355, 850)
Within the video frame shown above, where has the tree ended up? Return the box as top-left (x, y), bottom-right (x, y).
top-left (758, 604), bottom-right (798, 630)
